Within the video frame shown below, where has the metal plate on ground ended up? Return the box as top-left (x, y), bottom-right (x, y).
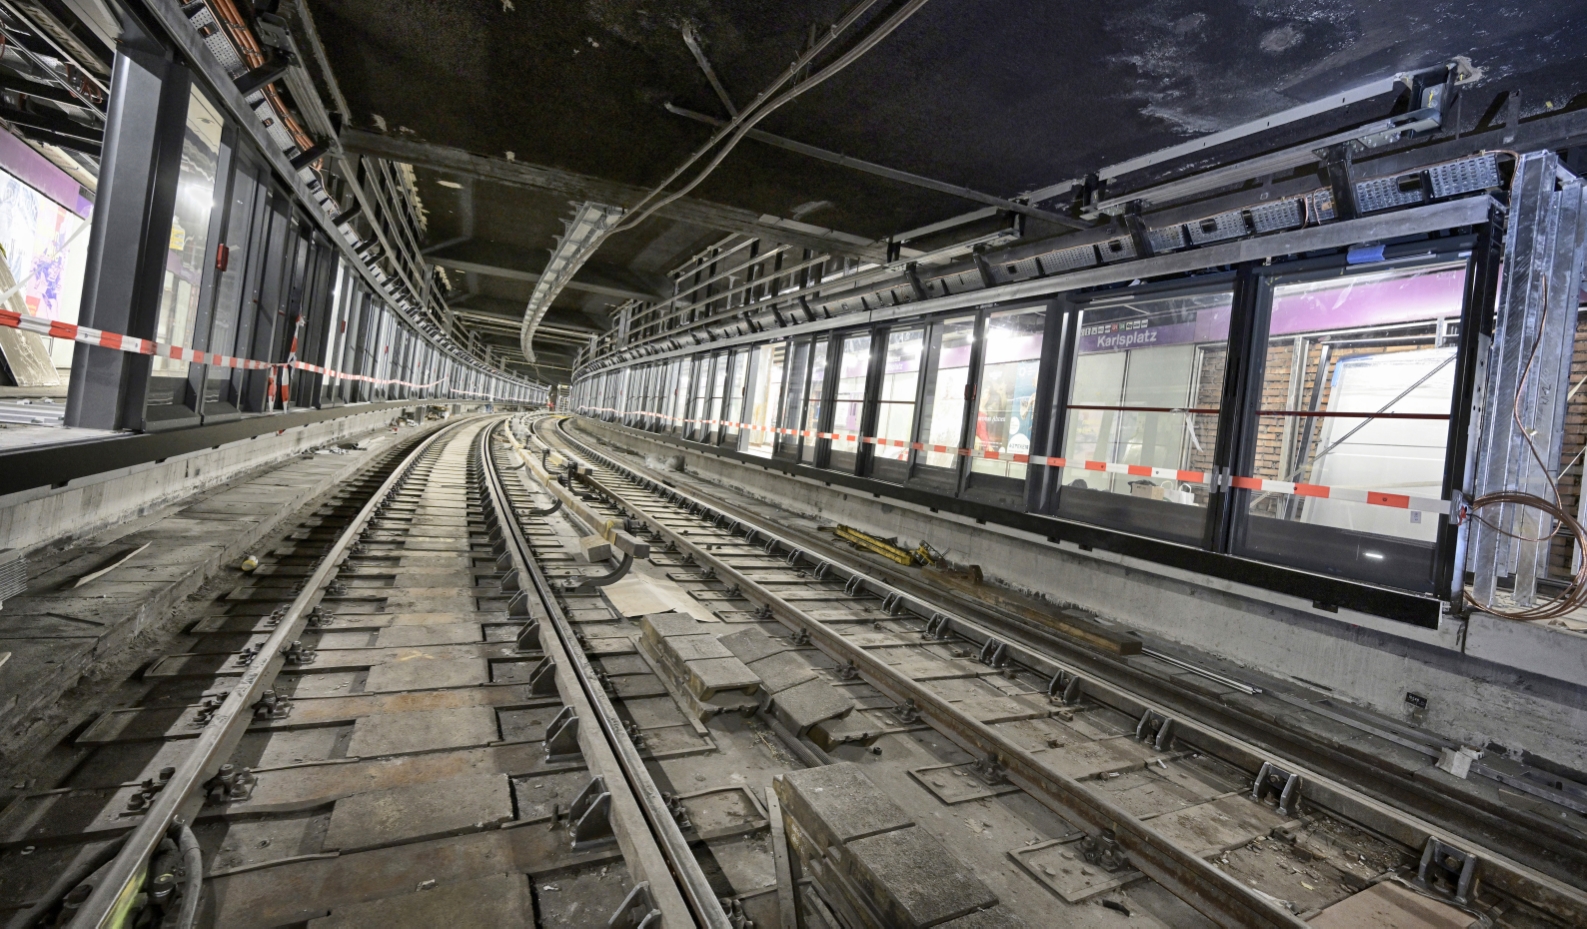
top-left (307, 872), bottom-right (535, 928)
top-left (1010, 837), bottom-right (1143, 902)
top-left (1307, 880), bottom-right (1479, 929)
top-left (346, 705), bottom-right (500, 757)
top-left (323, 772), bottom-right (514, 851)
top-left (601, 575), bottom-right (721, 623)
top-left (1141, 792), bottom-right (1285, 857)
top-left (909, 762), bottom-right (1022, 805)
top-left (365, 657), bottom-right (488, 692)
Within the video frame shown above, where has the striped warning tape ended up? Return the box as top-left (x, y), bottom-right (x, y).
top-left (574, 404), bottom-right (1449, 515)
top-left (2, 309), bottom-right (450, 391)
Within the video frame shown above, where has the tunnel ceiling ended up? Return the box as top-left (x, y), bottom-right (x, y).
top-left (300, 0), bottom-right (1587, 379)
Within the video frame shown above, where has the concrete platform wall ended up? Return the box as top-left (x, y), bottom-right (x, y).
top-left (1, 406), bottom-right (426, 555)
top-left (581, 418), bottom-right (1587, 773)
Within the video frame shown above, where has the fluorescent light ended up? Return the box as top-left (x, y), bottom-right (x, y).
top-left (437, 179), bottom-right (462, 189)
top-left (1363, 551), bottom-right (1384, 560)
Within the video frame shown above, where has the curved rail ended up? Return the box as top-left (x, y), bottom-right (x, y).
top-left (68, 418), bottom-right (471, 929)
top-left (482, 420), bottom-right (731, 929)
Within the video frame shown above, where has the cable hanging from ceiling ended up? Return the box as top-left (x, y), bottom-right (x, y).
top-left (609, 0), bottom-right (934, 237)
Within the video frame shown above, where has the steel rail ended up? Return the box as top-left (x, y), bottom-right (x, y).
top-left (574, 425), bottom-right (1587, 925)
top-left (540, 414), bottom-right (1587, 929)
top-left (530, 416), bottom-right (1304, 929)
top-left (484, 421), bottom-right (731, 929)
top-left (67, 418), bottom-right (468, 929)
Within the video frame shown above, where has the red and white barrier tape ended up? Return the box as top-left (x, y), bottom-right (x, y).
top-left (575, 404), bottom-right (1448, 515)
top-left (0, 309), bottom-right (474, 392)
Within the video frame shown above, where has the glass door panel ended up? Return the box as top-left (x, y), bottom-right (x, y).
top-left (802, 338), bottom-right (829, 464)
top-left (744, 342), bottom-right (785, 458)
top-left (912, 315), bottom-right (975, 487)
top-left (776, 339), bottom-right (811, 460)
top-left (1056, 290), bottom-right (1230, 544)
top-left (1234, 261), bottom-right (1467, 590)
top-left (869, 327), bottom-right (924, 480)
top-left (723, 348), bottom-right (749, 445)
top-left (829, 333), bottom-right (871, 473)
top-left (970, 307), bottom-right (1046, 482)
top-left (145, 86), bottom-right (223, 426)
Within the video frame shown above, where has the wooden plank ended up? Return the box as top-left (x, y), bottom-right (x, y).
top-left (767, 788), bottom-right (798, 929)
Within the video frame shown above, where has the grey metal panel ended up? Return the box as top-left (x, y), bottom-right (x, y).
top-left (1471, 153), bottom-right (1559, 607)
top-left (1185, 210), bottom-right (1249, 245)
top-left (989, 256), bottom-right (1041, 283)
top-left (1428, 154), bottom-right (1501, 200)
top-left (1524, 178), bottom-right (1587, 594)
top-left (1355, 175), bottom-right (1426, 213)
top-left (1146, 225), bottom-right (1187, 253)
top-left (1248, 199), bottom-right (1304, 234)
top-left (1037, 244), bottom-right (1097, 273)
top-left (1097, 236), bottom-right (1137, 263)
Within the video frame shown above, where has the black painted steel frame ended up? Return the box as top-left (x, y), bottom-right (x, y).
top-left (579, 228), bottom-right (1502, 626)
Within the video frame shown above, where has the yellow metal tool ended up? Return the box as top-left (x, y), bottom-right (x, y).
top-left (833, 525), bottom-right (939, 567)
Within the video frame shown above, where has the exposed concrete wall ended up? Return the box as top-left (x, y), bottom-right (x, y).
top-left (0, 406), bottom-right (420, 555)
top-left (582, 418), bottom-right (1587, 773)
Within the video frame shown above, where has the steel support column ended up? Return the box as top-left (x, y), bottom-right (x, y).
top-left (65, 45), bottom-right (192, 431)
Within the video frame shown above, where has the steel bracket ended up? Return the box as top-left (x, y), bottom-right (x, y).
top-left (515, 619), bottom-right (541, 652)
top-left (608, 883), bottom-right (662, 929)
top-left (568, 775), bottom-right (616, 849)
top-left (529, 656), bottom-right (558, 695)
top-left (252, 690), bottom-right (292, 721)
top-left (545, 705), bottom-right (581, 760)
top-left (1415, 836), bottom-right (1478, 905)
top-left (1251, 761), bottom-right (1302, 817)
top-left (1135, 709), bottom-right (1176, 752)
top-left (1079, 828), bottom-right (1130, 872)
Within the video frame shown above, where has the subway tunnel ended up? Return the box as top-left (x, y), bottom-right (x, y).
top-left (2, 1), bottom-right (1587, 926)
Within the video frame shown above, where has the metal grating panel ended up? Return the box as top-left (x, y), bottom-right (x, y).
top-left (991, 256), bottom-right (1042, 283)
top-left (1097, 236), bottom-right (1137, 263)
top-left (1247, 199), bottom-right (1305, 234)
top-left (0, 549), bottom-right (25, 603)
top-left (1309, 189), bottom-right (1337, 223)
top-left (1037, 245), bottom-right (1097, 273)
top-left (1355, 174), bottom-right (1426, 213)
top-left (1427, 154), bottom-right (1501, 199)
top-left (1146, 226), bottom-right (1186, 253)
top-left (1186, 210), bottom-right (1248, 245)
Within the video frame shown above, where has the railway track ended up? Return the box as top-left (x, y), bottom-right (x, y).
top-left (2, 407), bottom-right (1581, 928)
top-left (520, 411), bottom-right (1587, 929)
top-left (0, 415), bottom-right (722, 928)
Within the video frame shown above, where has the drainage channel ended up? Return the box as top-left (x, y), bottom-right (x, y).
top-left (523, 411), bottom-right (1587, 929)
